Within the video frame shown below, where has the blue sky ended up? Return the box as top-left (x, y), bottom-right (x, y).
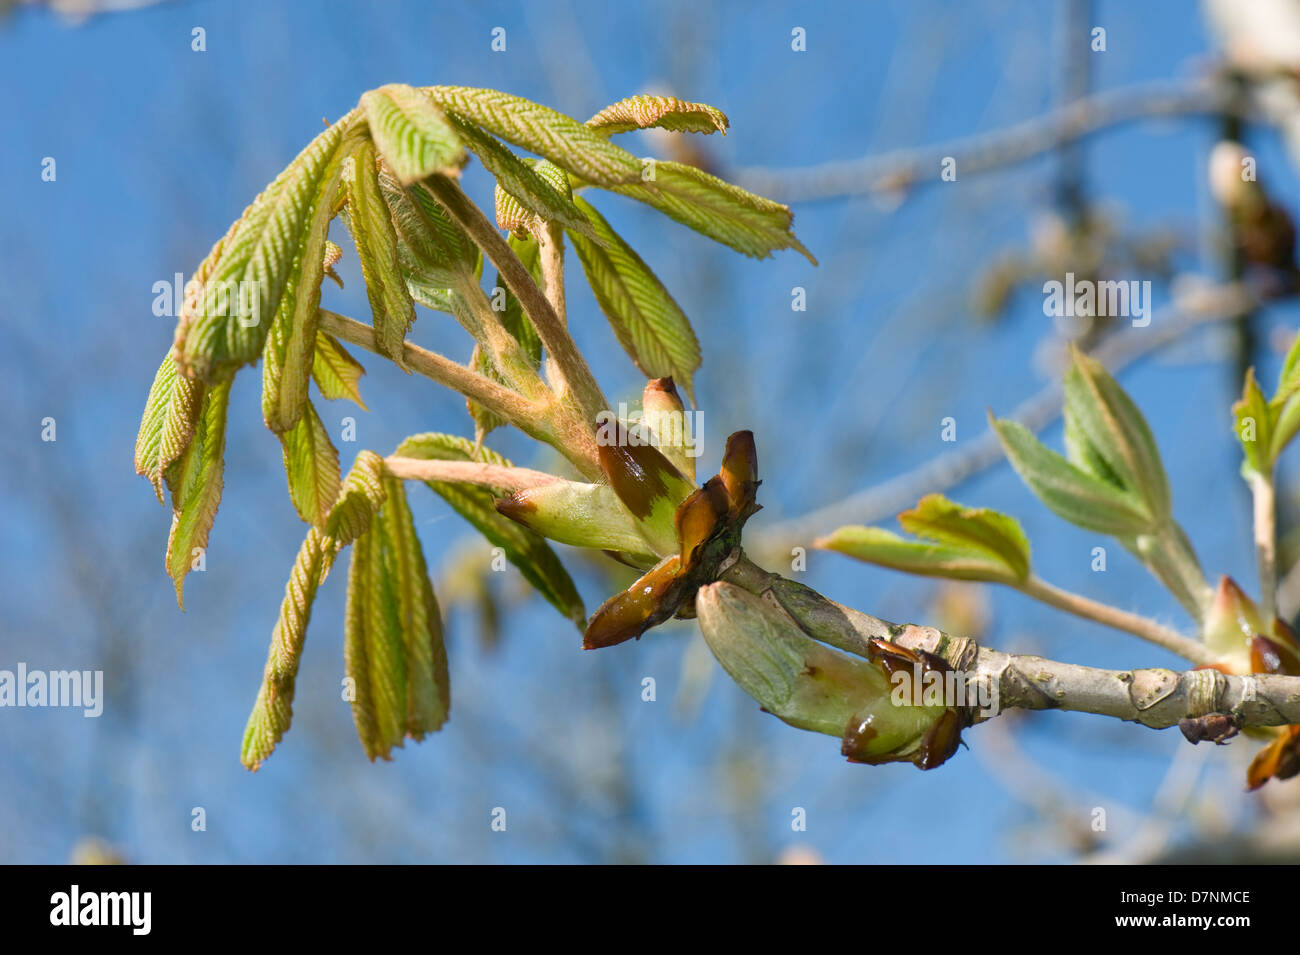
top-left (1, 0), bottom-right (1292, 863)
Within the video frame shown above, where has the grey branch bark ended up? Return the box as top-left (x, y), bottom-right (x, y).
top-left (721, 555), bottom-right (1300, 732)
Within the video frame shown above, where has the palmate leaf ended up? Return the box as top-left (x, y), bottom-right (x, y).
top-left (567, 196), bottom-right (701, 401)
top-left (424, 85), bottom-right (644, 186)
top-left (586, 95), bottom-right (729, 136)
top-left (394, 433), bottom-right (585, 625)
top-left (990, 416), bottom-right (1155, 537)
top-left (446, 116), bottom-right (596, 239)
top-left (311, 331), bottom-right (367, 409)
top-left (163, 373), bottom-right (233, 608)
top-left (259, 126), bottom-right (359, 433)
top-left (279, 399), bottom-right (341, 529)
top-left (175, 115), bottom-right (356, 383)
top-left (241, 450), bottom-right (390, 770)
top-left (345, 477), bottom-right (449, 760)
top-left (1062, 348), bottom-right (1170, 522)
top-left (360, 83), bottom-right (466, 185)
top-left (600, 160), bottom-right (816, 264)
top-left (342, 137), bottom-right (418, 369)
top-left (818, 492), bottom-right (1033, 588)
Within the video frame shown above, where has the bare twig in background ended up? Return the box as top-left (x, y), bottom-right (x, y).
top-left (736, 78), bottom-right (1250, 203)
top-left (755, 281), bottom-right (1260, 553)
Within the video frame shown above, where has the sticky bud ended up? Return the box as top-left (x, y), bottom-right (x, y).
top-left (695, 582), bottom-right (962, 768)
top-left (583, 556), bottom-right (685, 649)
top-left (718, 430), bottom-right (760, 520)
top-left (1203, 576), bottom-right (1265, 673)
top-left (495, 480), bottom-right (659, 559)
top-left (596, 418), bottom-right (696, 554)
top-left (641, 377), bottom-right (695, 481)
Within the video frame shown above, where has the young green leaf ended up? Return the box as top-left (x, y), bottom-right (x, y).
top-left (394, 433), bottom-right (585, 626)
top-left (176, 116), bottom-right (354, 383)
top-left (990, 416), bottom-right (1156, 536)
top-left (1234, 368), bottom-right (1275, 476)
top-left (424, 85), bottom-right (643, 186)
top-left (164, 374), bottom-right (233, 608)
top-left (240, 527), bottom-right (333, 771)
top-left (586, 95), bottom-right (729, 136)
top-left (377, 164), bottom-right (479, 313)
top-left (445, 116), bottom-right (596, 239)
top-left (359, 83), bottom-right (467, 185)
top-left (1062, 347), bottom-right (1171, 522)
top-left (377, 476), bottom-right (449, 741)
top-left (898, 494), bottom-right (1031, 583)
top-left (279, 399), bottom-right (341, 529)
top-left (343, 137), bottom-right (418, 369)
top-left (467, 235), bottom-right (543, 441)
top-left (135, 353), bottom-right (204, 503)
top-left (1277, 329), bottom-right (1300, 403)
top-left (345, 514), bottom-right (408, 760)
top-left (311, 331), bottom-right (368, 409)
top-left (325, 449), bottom-right (389, 546)
top-left (601, 160), bottom-right (816, 264)
top-left (817, 526), bottom-right (1025, 585)
top-left (567, 197), bottom-right (702, 400)
top-left (1271, 390), bottom-right (1300, 464)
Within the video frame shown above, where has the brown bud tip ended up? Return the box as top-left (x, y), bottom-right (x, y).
top-left (719, 430), bottom-right (759, 516)
top-left (644, 376), bottom-right (680, 400)
top-left (673, 479), bottom-right (729, 565)
top-left (595, 418), bottom-right (691, 519)
top-left (582, 556), bottom-right (683, 649)
top-left (493, 493), bottom-right (537, 525)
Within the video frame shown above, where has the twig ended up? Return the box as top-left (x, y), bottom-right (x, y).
top-left (1017, 575), bottom-right (1215, 665)
top-left (735, 78), bottom-right (1249, 203)
top-left (383, 456), bottom-right (561, 493)
top-left (317, 308), bottom-right (546, 439)
top-left (420, 176), bottom-right (608, 428)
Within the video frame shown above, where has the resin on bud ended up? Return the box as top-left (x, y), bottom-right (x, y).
top-left (641, 377), bottom-right (695, 481)
top-left (582, 555), bottom-right (685, 649)
top-left (596, 418), bottom-right (696, 555)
